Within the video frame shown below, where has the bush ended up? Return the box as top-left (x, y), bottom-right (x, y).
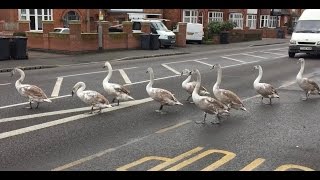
top-left (221, 21), bottom-right (236, 31)
top-left (208, 21), bottom-right (222, 37)
top-left (13, 31), bottom-right (26, 37)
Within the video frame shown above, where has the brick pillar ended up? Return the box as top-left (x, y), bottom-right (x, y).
top-left (176, 22), bottom-right (187, 47)
top-left (0, 20), bottom-right (4, 32)
top-left (69, 20), bottom-right (81, 52)
top-left (101, 21), bottom-right (111, 49)
top-left (141, 22), bottom-right (151, 34)
top-left (18, 20), bottom-right (30, 32)
top-left (123, 21), bottom-right (133, 49)
top-left (112, 21), bottom-right (119, 26)
top-left (42, 20), bottom-right (54, 49)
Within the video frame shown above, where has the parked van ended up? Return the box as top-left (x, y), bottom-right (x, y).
top-left (288, 9), bottom-right (320, 58)
top-left (186, 23), bottom-right (204, 44)
top-left (131, 19), bottom-right (176, 48)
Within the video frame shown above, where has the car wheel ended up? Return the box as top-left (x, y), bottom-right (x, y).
top-left (288, 52), bottom-right (295, 58)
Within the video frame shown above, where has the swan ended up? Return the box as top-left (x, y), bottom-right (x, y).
top-left (11, 68), bottom-right (52, 109)
top-left (253, 65), bottom-right (279, 104)
top-left (211, 64), bottom-right (247, 111)
top-left (146, 67), bottom-right (183, 113)
top-left (72, 82), bottom-right (112, 114)
top-left (296, 58), bottom-right (320, 100)
top-left (181, 69), bottom-right (210, 102)
top-left (192, 69), bottom-right (229, 124)
top-left (102, 61), bottom-right (134, 106)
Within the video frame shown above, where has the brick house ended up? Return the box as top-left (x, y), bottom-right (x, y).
top-left (0, 9), bottom-right (165, 33)
top-left (163, 9), bottom-right (302, 38)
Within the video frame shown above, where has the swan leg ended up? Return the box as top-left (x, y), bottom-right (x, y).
top-left (155, 105), bottom-right (164, 113)
top-left (186, 95), bottom-right (191, 101)
top-left (269, 98), bottom-right (272, 105)
top-left (117, 100), bottom-right (120, 106)
top-left (212, 114), bottom-right (221, 124)
top-left (111, 98), bottom-right (116, 103)
top-left (261, 97), bottom-right (264, 103)
top-left (302, 92), bottom-right (309, 101)
top-left (88, 106), bottom-right (94, 114)
top-left (25, 101), bottom-right (33, 109)
top-left (35, 102), bottom-right (40, 109)
top-left (196, 113), bottom-right (206, 124)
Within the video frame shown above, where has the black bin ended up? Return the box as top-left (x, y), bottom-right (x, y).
top-left (150, 34), bottom-right (160, 50)
top-left (277, 29), bottom-right (285, 39)
top-left (141, 34), bottom-right (151, 50)
top-left (0, 37), bottom-right (11, 60)
top-left (10, 36), bottom-right (28, 60)
top-left (220, 32), bottom-right (229, 44)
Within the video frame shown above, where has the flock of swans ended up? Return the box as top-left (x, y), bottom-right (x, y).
top-left (9, 58), bottom-right (320, 124)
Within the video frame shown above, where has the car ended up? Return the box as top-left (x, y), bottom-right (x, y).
top-left (53, 28), bottom-right (70, 34)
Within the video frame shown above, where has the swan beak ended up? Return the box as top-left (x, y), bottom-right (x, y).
top-left (71, 91), bottom-right (74, 97)
top-left (146, 70), bottom-right (149, 73)
top-left (103, 65), bottom-right (106, 68)
top-left (180, 72), bottom-right (183, 76)
top-left (210, 65), bottom-right (215, 70)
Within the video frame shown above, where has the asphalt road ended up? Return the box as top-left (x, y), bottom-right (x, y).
top-left (0, 44), bottom-right (320, 171)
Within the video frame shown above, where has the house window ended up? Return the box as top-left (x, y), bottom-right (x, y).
top-left (269, 16), bottom-right (280, 28)
top-left (208, 11), bottom-right (223, 23)
top-left (260, 15), bottom-right (269, 28)
top-left (63, 11), bottom-right (80, 28)
top-left (246, 14), bottom-right (257, 29)
top-left (198, 11), bottom-right (203, 24)
top-left (183, 9), bottom-right (198, 23)
top-left (18, 9), bottom-right (53, 31)
top-left (229, 13), bottom-right (243, 29)
top-left (260, 15), bottom-right (280, 28)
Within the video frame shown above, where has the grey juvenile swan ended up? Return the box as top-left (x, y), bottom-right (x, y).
top-left (296, 58), bottom-right (320, 100)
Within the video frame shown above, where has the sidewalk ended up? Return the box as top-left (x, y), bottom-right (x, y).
top-left (0, 38), bottom-right (289, 72)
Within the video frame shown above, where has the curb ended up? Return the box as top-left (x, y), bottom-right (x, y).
top-left (248, 42), bottom-right (287, 47)
top-left (0, 65), bottom-right (58, 73)
top-left (0, 52), bottom-right (189, 73)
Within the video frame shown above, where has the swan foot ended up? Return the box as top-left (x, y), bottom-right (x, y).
top-left (195, 120), bottom-right (205, 124)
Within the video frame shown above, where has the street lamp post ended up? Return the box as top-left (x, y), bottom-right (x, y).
top-left (98, 9), bottom-right (103, 51)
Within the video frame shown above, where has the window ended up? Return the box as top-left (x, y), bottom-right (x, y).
top-left (269, 16), bottom-right (279, 28)
top-left (183, 9), bottom-right (198, 23)
top-left (260, 15), bottom-right (280, 28)
top-left (246, 15), bottom-right (257, 29)
top-left (63, 11), bottom-right (80, 28)
top-left (208, 12), bottom-right (223, 23)
top-left (229, 13), bottom-right (243, 29)
top-left (18, 9), bottom-right (53, 31)
top-left (260, 15), bottom-right (269, 28)
top-left (198, 11), bottom-right (203, 24)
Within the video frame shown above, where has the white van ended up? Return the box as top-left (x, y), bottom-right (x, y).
top-left (131, 19), bottom-right (176, 48)
top-left (289, 9), bottom-right (320, 58)
top-left (186, 23), bottom-right (204, 44)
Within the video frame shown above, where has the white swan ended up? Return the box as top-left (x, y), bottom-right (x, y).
top-left (146, 67), bottom-right (183, 113)
top-left (72, 82), bottom-right (112, 114)
top-left (211, 64), bottom-right (247, 111)
top-left (296, 58), bottom-right (320, 100)
top-left (253, 65), bottom-right (279, 104)
top-left (102, 61), bottom-right (134, 106)
top-left (11, 68), bottom-right (52, 109)
top-left (181, 69), bottom-right (210, 102)
top-left (192, 69), bottom-right (229, 124)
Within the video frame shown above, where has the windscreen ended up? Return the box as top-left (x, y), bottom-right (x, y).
top-left (294, 20), bottom-right (320, 33)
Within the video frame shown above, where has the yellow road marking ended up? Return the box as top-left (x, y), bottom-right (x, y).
top-left (240, 158), bottom-right (266, 171)
top-left (275, 164), bottom-right (314, 171)
top-left (166, 149), bottom-right (236, 171)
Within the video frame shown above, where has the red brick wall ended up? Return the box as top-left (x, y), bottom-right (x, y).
top-left (105, 33), bottom-right (128, 49)
top-left (26, 32), bottom-right (44, 49)
top-left (163, 9), bottom-right (181, 30)
top-left (48, 33), bottom-right (71, 51)
top-left (81, 34), bottom-right (98, 51)
top-left (0, 9), bottom-right (18, 22)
